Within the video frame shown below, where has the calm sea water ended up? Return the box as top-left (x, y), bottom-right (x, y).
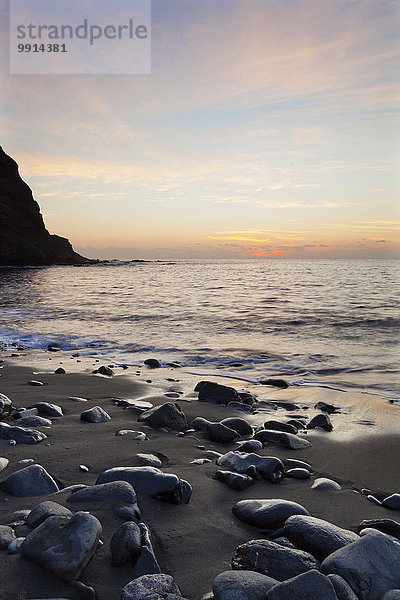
top-left (0, 259), bottom-right (399, 398)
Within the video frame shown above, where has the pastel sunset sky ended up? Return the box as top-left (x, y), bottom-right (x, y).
top-left (1, 0), bottom-right (399, 259)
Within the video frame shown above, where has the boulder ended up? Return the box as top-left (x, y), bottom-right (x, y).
top-left (30, 402), bottom-right (64, 417)
top-left (321, 530), bottom-right (400, 600)
top-left (110, 521), bottom-right (142, 567)
top-left (380, 592), bottom-right (400, 600)
top-left (328, 574), bottom-right (359, 600)
top-left (357, 519), bottom-right (400, 540)
top-left (0, 525), bottom-right (16, 549)
top-left (26, 501), bottom-right (73, 528)
top-left (137, 402), bottom-right (188, 431)
top-left (236, 440), bottom-right (263, 453)
top-left (232, 539), bottom-right (319, 581)
top-left (134, 454), bottom-right (163, 468)
top-left (217, 452), bottom-right (285, 483)
top-left (207, 423), bottom-right (239, 444)
top-left (264, 569), bottom-right (337, 599)
top-left (196, 381), bottom-right (238, 404)
top-left (120, 574), bottom-right (181, 600)
top-left (213, 570), bottom-right (278, 600)
top-left (131, 523), bottom-right (161, 579)
top-left (263, 420), bottom-right (298, 434)
top-left (232, 499), bottom-right (310, 529)
top-left (254, 429), bottom-right (311, 450)
top-left (97, 365), bottom-right (114, 376)
top-left (382, 494), bottom-right (400, 511)
top-left (144, 359), bottom-right (161, 369)
top-left (214, 471), bottom-right (254, 491)
top-left (0, 393), bottom-right (12, 418)
top-left (220, 418), bottom-right (253, 436)
top-left (0, 464), bottom-right (59, 496)
top-left (284, 515), bottom-right (360, 560)
top-left (0, 422), bottom-right (47, 444)
top-left (259, 378), bottom-right (289, 389)
top-left (67, 481), bottom-right (139, 516)
top-left (96, 467), bottom-right (192, 504)
top-left (17, 416), bottom-right (52, 427)
top-left (20, 511), bottom-right (101, 581)
top-left (307, 414), bottom-right (333, 432)
top-left (80, 406), bottom-right (111, 423)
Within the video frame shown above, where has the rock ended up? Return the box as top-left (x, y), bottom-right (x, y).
top-left (131, 523), bottom-right (161, 579)
top-left (138, 402), bottom-right (188, 431)
top-left (232, 538), bottom-right (319, 581)
top-left (0, 525), bottom-right (16, 549)
top-left (321, 529), bottom-right (400, 600)
top-left (70, 581), bottom-right (96, 600)
top-left (144, 359), bottom-right (161, 368)
top-left (17, 415), bottom-right (52, 427)
top-left (284, 515), bottom-right (360, 560)
top-left (207, 423), bottom-right (239, 444)
top-left (214, 471), bottom-right (254, 491)
top-left (307, 414), bottom-right (333, 431)
top-left (227, 401), bottom-right (255, 413)
top-left (190, 458), bottom-right (212, 465)
top-left (263, 420), bottom-right (298, 434)
top-left (259, 378), bottom-right (289, 388)
top-left (0, 464), bottom-right (59, 496)
top-left (264, 569), bottom-right (337, 599)
top-left (236, 440), bottom-right (263, 453)
top-left (120, 574), bottom-right (181, 600)
top-left (26, 501), bottom-right (73, 528)
top-left (217, 451), bottom-right (285, 483)
top-left (196, 381), bottom-right (238, 405)
top-left (0, 393), bottom-right (12, 417)
top-left (67, 481), bottom-right (139, 516)
top-left (328, 574), bottom-right (359, 600)
top-left (254, 429), bottom-right (312, 450)
top-left (135, 454), bottom-right (163, 468)
top-left (110, 521), bottom-right (142, 566)
top-left (0, 457), bottom-right (9, 472)
top-left (286, 419), bottom-right (307, 430)
top-left (283, 458), bottom-right (313, 471)
top-left (28, 380), bottom-right (44, 386)
top-left (285, 468), bottom-right (311, 479)
top-left (79, 464), bottom-right (89, 472)
top-left (116, 430), bottom-right (148, 440)
top-left (380, 592), bottom-right (400, 600)
top-left (80, 406), bottom-right (111, 423)
top-left (311, 477), bottom-right (341, 491)
top-left (367, 495), bottom-right (382, 506)
top-left (213, 570), bottom-right (278, 600)
top-left (314, 401), bottom-right (338, 414)
top-left (237, 392), bottom-right (256, 405)
top-left (220, 418), bottom-right (253, 436)
top-left (233, 499), bottom-right (310, 529)
top-left (48, 345), bottom-right (61, 352)
top-left (54, 367), bottom-right (66, 374)
top-left (95, 365), bottom-right (113, 376)
top-left (14, 407), bottom-right (40, 420)
top-left (193, 416), bottom-right (212, 431)
top-left (0, 422), bottom-right (47, 444)
top-left (8, 537), bottom-right (25, 554)
top-left (96, 467), bottom-right (192, 504)
top-left (31, 402), bottom-right (64, 417)
top-left (68, 396), bottom-right (88, 402)
top-left (382, 494), bottom-right (400, 510)
top-left (20, 511), bottom-right (101, 581)
top-left (358, 519), bottom-right (400, 540)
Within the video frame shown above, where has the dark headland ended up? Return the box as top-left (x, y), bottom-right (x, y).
top-left (0, 147), bottom-right (88, 266)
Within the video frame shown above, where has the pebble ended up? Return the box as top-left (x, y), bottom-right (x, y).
top-left (311, 478), bottom-right (341, 491)
top-left (80, 406), bottom-right (111, 423)
top-left (28, 380), bottom-right (44, 386)
top-left (79, 464), bottom-right (90, 472)
top-left (382, 494), bottom-right (400, 510)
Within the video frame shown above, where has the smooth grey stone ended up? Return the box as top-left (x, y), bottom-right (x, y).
top-left (68, 396), bottom-right (88, 402)
top-left (55, 367), bottom-right (66, 374)
top-left (286, 419), bottom-right (307, 430)
top-left (328, 574), bottom-right (359, 600)
top-left (190, 458), bottom-right (212, 465)
top-left (8, 537), bottom-right (25, 554)
top-left (217, 451), bottom-right (284, 483)
top-left (131, 523), bottom-right (161, 579)
top-left (283, 458), bottom-right (313, 471)
top-left (0, 422), bottom-right (47, 444)
top-left (70, 581), bottom-right (96, 600)
top-left (30, 402), bottom-right (64, 417)
top-left (193, 416), bottom-right (212, 431)
top-left (110, 521), bottom-right (142, 566)
top-left (96, 466), bottom-right (192, 504)
top-left (114, 505), bottom-right (141, 521)
top-left (312, 477), bottom-right (341, 491)
top-left (236, 440), bottom-right (263, 453)
top-left (254, 429), bottom-right (312, 449)
top-left (214, 470), bottom-right (253, 491)
top-left (367, 495), bottom-right (382, 506)
top-left (227, 401), bottom-right (254, 413)
top-left (97, 365), bottom-right (114, 376)
top-left (284, 515), bottom-right (360, 560)
top-left (259, 378), bottom-right (289, 389)
top-left (232, 539), bottom-right (319, 581)
top-left (221, 418), bottom-right (253, 436)
top-left (285, 468), bottom-right (311, 479)
top-left (121, 574), bottom-right (181, 600)
top-left (321, 530), bottom-right (400, 600)
top-left (207, 423), bottom-right (239, 444)
top-left (0, 457), bottom-right (9, 473)
top-left (28, 380), bottom-right (44, 386)
top-left (233, 498), bottom-right (310, 529)
top-left (265, 569), bottom-right (337, 599)
top-left (380, 592), bottom-right (400, 600)
top-left (0, 393), bottom-right (12, 418)
top-left (358, 519), bottom-right (400, 540)
top-left (67, 481), bottom-right (139, 516)
top-left (307, 413), bottom-right (333, 431)
top-left (20, 511), bottom-right (102, 582)
top-left (17, 415), bottom-right (52, 427)
top-left (0, 525), bottom-right (16, 549)
top-left (213, 570), bottom-right (277, 600)
top-left (134, 453), bottom-right (163, 468)
top-left (115, 430), bottom-right (148, 440)
top-left (196, 381), bottom-right (238, 404)
top-left (383, 494), bottom-right (400, 510)
top-left (15, 408), bottom-right (39, 419)
top-left (144, 358), bottom-right (161, 369)
top-left (80, 406), bottom-right (111, 423)
top-left (263, 420), bottom-right (298, 434)
top-left (314, 401), bottom-right (338, 414)
top-left (26, 501), bottom-right (73, 528)
top-left (138, 402), bottom-right (188, 431)
top-left (0, 464), bottom-right (59, 496)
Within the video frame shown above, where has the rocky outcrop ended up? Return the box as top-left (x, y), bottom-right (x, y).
top-left (0, 146), bottom-right (88, 266)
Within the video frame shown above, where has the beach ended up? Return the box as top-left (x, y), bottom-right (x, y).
top-left (0, 348), bottom-right (399, 599)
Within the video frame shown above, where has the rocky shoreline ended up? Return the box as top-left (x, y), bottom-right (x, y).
top-left (0, 348), bottom-right (399, 599)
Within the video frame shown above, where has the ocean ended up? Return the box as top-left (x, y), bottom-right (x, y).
top-left (0, 258), bottom-right (399, 399)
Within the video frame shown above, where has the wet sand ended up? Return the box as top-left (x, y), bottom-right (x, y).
top-left (0, 350), bottom-right (399, 599)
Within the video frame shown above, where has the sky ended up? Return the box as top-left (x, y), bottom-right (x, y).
top-left (1, 0), bottom-right (399, 259)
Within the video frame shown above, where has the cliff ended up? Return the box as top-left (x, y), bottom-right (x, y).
top-left (0, 147), bottom-right (89, 266)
